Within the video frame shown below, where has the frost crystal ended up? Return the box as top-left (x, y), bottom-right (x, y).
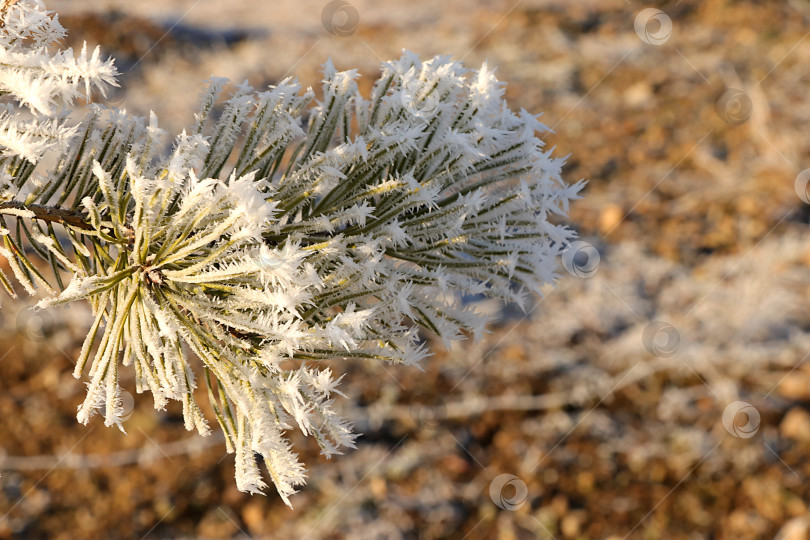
top-left (0, 0), bottom-right (117, 162)
top-left (0, 0), bottom-right (583, 504)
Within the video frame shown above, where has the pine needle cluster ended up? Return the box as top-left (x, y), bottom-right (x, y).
top-left (0, 0), bottom-right (582, 502)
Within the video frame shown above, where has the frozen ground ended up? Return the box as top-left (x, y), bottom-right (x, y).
top-left (3, 0), bottom-right (810, 538)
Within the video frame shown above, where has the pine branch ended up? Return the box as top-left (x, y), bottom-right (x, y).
top-left (0, 0), bottom-right (585, 504)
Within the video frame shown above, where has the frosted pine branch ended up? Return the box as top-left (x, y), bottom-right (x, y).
top-left (0, 0), bottom-right (584, 504)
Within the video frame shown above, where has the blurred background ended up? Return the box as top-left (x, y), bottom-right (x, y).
top-left (2, 0), bottom-right (810, 538)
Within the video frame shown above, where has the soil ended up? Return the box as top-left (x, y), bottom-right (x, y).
top-left (2, 0), bottom-right (810, 538)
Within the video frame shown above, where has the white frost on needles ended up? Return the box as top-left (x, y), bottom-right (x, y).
top-left (0, 0), bottom-right (117, 162)
top-left (0, 0), bottom-right (584, 505)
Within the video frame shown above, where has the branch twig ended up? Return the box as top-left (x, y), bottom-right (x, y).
top-left (0, 432), bottom-right (224, 471)
top-left (0, 201), bottom-right (92, 230)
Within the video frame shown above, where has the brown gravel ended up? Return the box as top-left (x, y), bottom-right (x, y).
top-left (3, 0), bottom-right (810, 538)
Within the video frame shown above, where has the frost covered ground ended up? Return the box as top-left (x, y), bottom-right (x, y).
top-left (2, 0), bottom-right (810, 538)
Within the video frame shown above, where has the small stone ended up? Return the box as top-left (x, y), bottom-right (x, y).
top-left (198, 507), bottom-right (238, 539)
top-left (776, 516), bottom-right (810, 540)
top-left (500, 344), bottom-right (526, 361)
top-left (242, 501), bottom-right (265, 534)
top-left (369, 476), bottom-right (387, 499)
top-left (624, 81), bottom-right (652, 107)
top-left (778, 372), bottom-right (810, 400)
top-left (781, 407), bottom-right (810, 442)
top-left (599, 203), bottom-right (624, 235)
top-left (576, 471), bottom-right (595, 494)
top-left (550, 494), bottom-right (568, 517)
top-left (561, 510), bottom-right (585, 537)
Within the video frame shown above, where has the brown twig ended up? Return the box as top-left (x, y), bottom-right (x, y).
top-left (0, 201), bottom-right (92, 230)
